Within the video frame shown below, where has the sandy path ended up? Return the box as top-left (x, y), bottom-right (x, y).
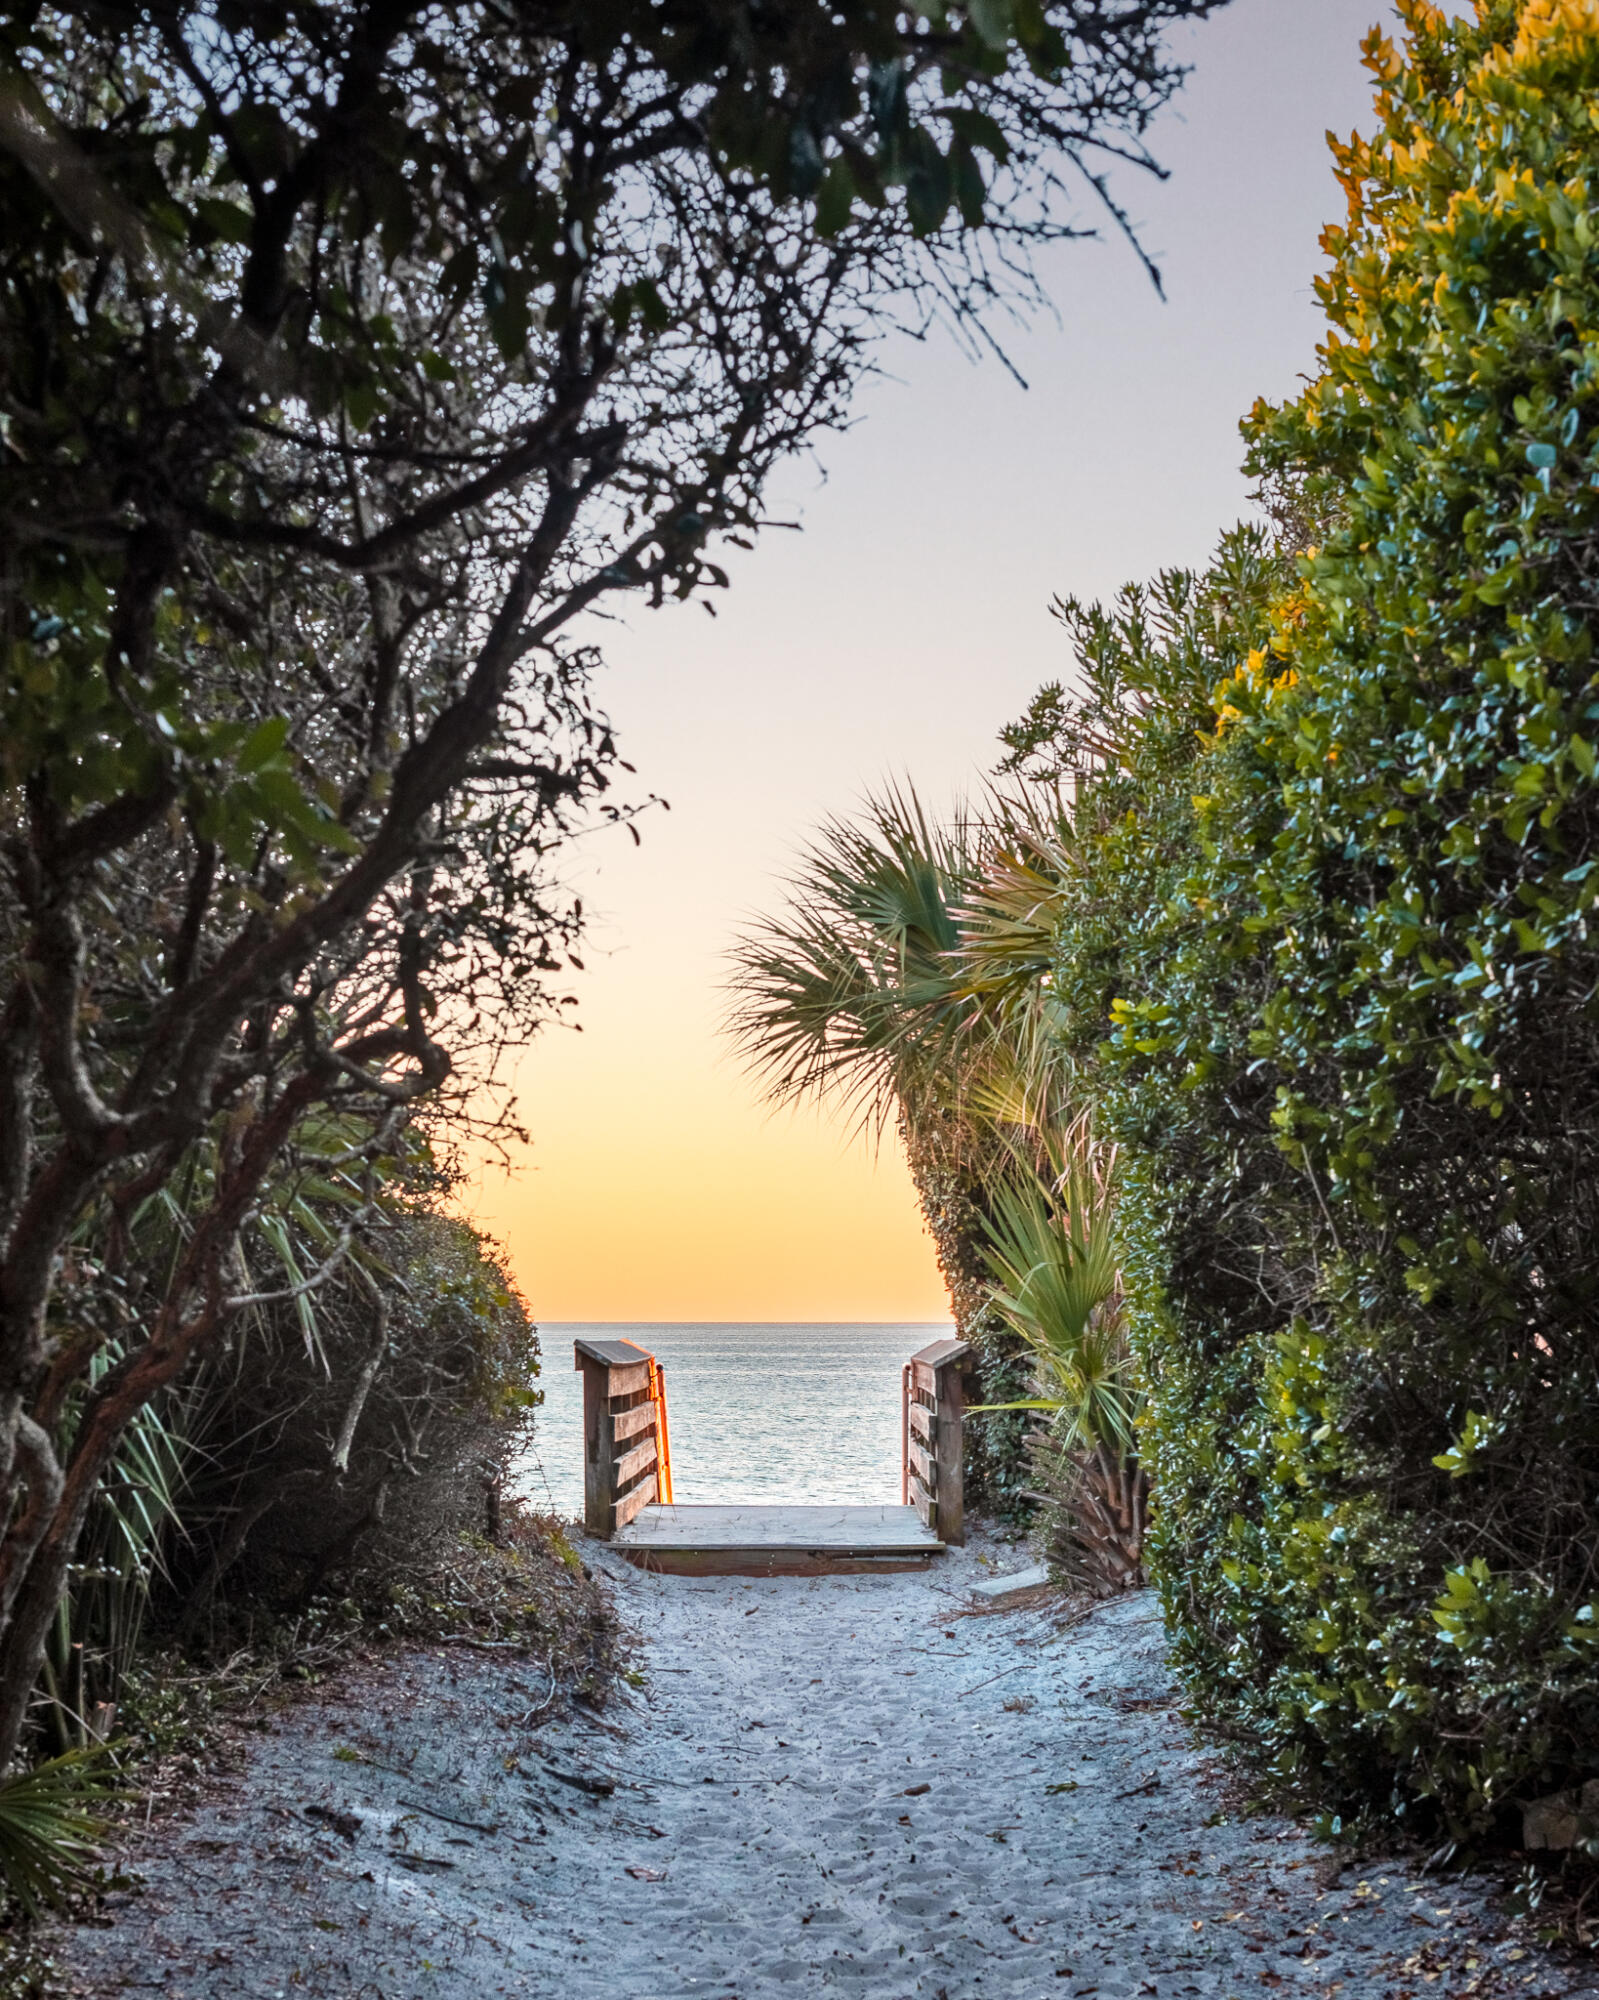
top-left (57, 1536), bottom-right (1591, 1998)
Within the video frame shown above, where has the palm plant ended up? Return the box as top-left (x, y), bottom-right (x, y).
top-left (725, 783), bottom-right (972, 1134)
top-left (973, 1126), bottom-right (1148, 1594)
top-left (727, 781), bottom-right (1149, 1545)
top-left (36, 1141), bottom-right (380, 1747)
top-left (726, 786), bottom-right (1043, 1510)
top-left (724, 783), bottom-right (993, 1294)
top-left (0, 1747), bottom-right (118, 1915)
top-left (40, 1374), bottom-right (190, 1756)
top-left (955, 803), bottom-right (1149, 1589)
top-left (953, 797), bottom-right (1082, 1163)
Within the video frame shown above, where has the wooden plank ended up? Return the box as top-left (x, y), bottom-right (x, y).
top-left (901, 1363), bottom-right (911, 1506)
top-left (971, 1563), bottom-right (1052, 1606)
top-left (908, 1401), bottom-right (934, 1446)
top-left (908, 1439), bottom-right (936, 1490)
top-left (932, 1354), bottom-right (968, 1548)
top-left (612, 1472), bottom-right (656, 1531)
top-left (613, 1504), bottom-right (941, 1554)
top-left (613, 1435), bottom-right (658, 1489)
top-left (909, 1337), bottom-right (972, 1371)
top-left (612, 1401), bottom-right (657, 1444)
top-left (574, 1337), bottom-right (654, 1370)
top-left (615, 1547), bottom-right (940, 1578)
top-left (605, 1360), bottom-right (652, 1400)
top-left (578, 1354), bottom-right (615, 1540)
top-left (912, 1359), bottom-right (937, 1398)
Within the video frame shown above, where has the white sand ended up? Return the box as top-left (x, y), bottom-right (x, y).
top-left (58, 1534), bottom-right (1590, 1998)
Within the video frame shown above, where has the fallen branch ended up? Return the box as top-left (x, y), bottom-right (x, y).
top-left (520, 1652), bottom-right (557, 1724)
top-left (397, 1795), bottom-right (500, 1834)
top-left (957, 1664), bottom-right (1038, 1699)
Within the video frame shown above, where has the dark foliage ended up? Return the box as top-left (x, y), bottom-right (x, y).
top-left (169, 1208), bottom-right (538, 1639)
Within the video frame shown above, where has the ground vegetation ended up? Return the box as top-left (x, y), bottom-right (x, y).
top-left (164, 1200), bottom-right (541, 1647)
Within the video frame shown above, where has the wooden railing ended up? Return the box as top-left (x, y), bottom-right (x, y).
top-left (903, 1337), bottom-right (974, 1547)
top-left (578, 1333), bottom-right (970, 1548)
top-left (575, 1338), bottom-right (672, 1539)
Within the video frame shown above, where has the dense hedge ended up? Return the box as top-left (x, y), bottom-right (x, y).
top-left (1032, 1), bottom-right (1599, 1843)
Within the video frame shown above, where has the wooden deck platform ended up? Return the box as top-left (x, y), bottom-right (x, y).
top-left (609, 1503), bottom-right (945, 1576)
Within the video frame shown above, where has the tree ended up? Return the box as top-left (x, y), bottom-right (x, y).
top-left (725, 785), bottom-right (1053, 1511)
top-left (0, 0), bottom-right (1228, 1766)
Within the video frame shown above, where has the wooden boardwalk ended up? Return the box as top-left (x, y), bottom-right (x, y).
top-left (611, 1502), bottom-right (943, 1576)
top-left (574, 1335), bottom-right (976, 1574)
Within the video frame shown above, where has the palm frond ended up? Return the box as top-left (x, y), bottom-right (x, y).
top-left (976, 1135), bottom-right (1138, 1458)
top-left (724, 782), bottom-right (978, 1138)
top-left (0, 1748), bottom-right (117, 1915)
top-left (956, 800), bottom-right (1076, 1013)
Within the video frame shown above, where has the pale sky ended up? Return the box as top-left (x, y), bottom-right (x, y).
top-left (463, 0), bottom-right (1400, 1322)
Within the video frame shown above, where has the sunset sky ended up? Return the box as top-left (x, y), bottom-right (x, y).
top-left (463, 0), bottom-right (1400, 1324)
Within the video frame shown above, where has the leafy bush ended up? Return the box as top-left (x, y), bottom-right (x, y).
top-left (995, 524), bottom-right (1292, 1599)
top-left (1048, 2), bottom-right (1599, 1843)
top-left (165, 1206), bottom-right (540, 1637)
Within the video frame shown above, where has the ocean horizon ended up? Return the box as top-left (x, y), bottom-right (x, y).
top-left (514, 1321), bottom-right (954, 1520)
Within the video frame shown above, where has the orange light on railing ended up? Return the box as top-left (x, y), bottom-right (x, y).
top-left (617, 1337), bottom-right (672, 1509)
top-left (649, 1356), bottom-right (674, 1505)
top-left (901, 1362), bottom-right (910, 1506)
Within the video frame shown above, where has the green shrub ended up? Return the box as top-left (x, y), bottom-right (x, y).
top-left (165, 1206), bottom-right (540, 1635)
top-left (1089, 0), bottom-right (1599, 1842)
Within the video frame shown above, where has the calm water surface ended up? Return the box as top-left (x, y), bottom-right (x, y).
top-left (514, 1323), bottom-right (952, 1519)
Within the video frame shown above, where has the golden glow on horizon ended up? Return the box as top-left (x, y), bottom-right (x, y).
top-left (458, 965), bottom-right (949, 1322)
top-left (464, 1092), bottom-right (948, 1323)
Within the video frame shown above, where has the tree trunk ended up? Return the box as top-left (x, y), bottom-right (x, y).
top-left (1027, 1422), bottom-right (1149, 1596)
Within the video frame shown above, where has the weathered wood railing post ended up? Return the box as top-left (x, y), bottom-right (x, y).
top-left (575, 1338), bottom-right (666, 1539)
top-left (905, 1337), bottom-right (974, 1546)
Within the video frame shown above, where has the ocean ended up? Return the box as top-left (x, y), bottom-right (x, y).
top-left (514, 1322), bottom-right (953, 1519)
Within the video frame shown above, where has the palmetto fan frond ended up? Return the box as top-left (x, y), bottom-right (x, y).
top-left (978, 1151), bottom-right (1131, 1458)
top-left (957, 800), bottom-right (1075, 1019)
top-left (972, 1125), bottom-right (1149, 1595)
top-left (724, 784), bottom-right (977, 1138)
top-left (950, 791), bottom-right (1084, 1157)
top-left (0, 1747), bottom-right (118, 1914)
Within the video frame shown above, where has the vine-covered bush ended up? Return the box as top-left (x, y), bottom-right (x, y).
top-left (1086, 0), bottom-right (1599, 1842)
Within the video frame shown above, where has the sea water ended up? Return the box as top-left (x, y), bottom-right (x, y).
top-left (514, 1322), bottom-right (953, 1520)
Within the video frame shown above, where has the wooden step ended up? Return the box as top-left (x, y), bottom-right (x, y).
top-left (607, 1503), bottom-right (945, 1577)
